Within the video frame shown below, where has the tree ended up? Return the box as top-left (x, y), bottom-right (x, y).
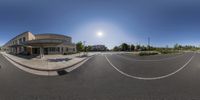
top-left (113, 46), bottom-right (120, 51)
top-left (140, 45), bottom-right (147, 51)
top-left (130, 44), bottom-right (135, 51)
top-left (136, 45), bottom-right (141, 51)
top-left (76, 41), bottom-right (84, 52)
top-left (86, 46), bottom-right (92, 51)
top-left (120, 43), bottom-right (129, 51)
top-left (174, 43), bottom-right (182, 50)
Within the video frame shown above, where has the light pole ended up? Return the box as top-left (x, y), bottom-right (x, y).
top-left (148, 37), bottom-right (150, 51)
top-left (83, 41), bottom-right (86, 56)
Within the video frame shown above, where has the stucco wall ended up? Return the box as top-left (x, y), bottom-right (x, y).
top-left (35, 34), bottom-right (72, 43)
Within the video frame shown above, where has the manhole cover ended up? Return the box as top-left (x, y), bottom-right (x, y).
top-left (57, 70), bottom-right (68, 76)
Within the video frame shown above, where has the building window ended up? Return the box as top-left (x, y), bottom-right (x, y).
top-left (57, 47), bottom-right (60, 52)
top-left (66, 47), bottom-right (68, 52)
top-left (19, 38), bottom-right (22, 43)
top-left (23, 37), bottom-right (26, 42)
top-left (49, 47), bottom-right (60, 52)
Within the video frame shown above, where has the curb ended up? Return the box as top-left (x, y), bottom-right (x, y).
top-left (3, 54), bottom-right (93, 71)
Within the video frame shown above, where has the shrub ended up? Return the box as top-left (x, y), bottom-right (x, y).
top-left (158, 50), bottom-right (180, 54)
top-left (139, 52), bottom-right (158, 56)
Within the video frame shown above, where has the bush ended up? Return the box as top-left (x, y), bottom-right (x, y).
top-left (139, 52), bottom-right (159, 56)
top-left (158, 50), bottom-right (180, 54)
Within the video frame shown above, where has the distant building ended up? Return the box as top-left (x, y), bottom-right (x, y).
top-left (3, 31), bottom-right (76, 55)
top-left (91, 45), bottom-right (107, 51)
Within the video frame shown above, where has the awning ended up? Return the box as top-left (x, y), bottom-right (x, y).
top-left (9, 44), bottom-right (24, 47)
top-left (23, 39), bottom-right (63, 46)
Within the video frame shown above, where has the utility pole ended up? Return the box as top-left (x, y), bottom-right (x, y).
top-left (148, 37), bottom-right (150, 51)
top-left (83, 41), bottom-right (86, 56)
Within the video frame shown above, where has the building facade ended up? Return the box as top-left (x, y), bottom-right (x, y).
top-left (91, 45), bottom-right (107, 51)
top-left (3, 31), bottom-right (76, 55)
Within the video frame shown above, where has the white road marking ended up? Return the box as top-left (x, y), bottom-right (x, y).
top-left (105, 53), bottom-right (195, 80)
top-left (116, 53), bottom-right (186, 62)
top-left (65, 56), bottom-right (92, 72)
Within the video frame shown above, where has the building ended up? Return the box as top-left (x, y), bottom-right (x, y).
top-left (3, 31), bottom-right (76, 57)
top-left (91, 45), bottom-right (107, 51)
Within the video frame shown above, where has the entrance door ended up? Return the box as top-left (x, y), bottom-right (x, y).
top-left (32, 48), bottom-right (40, 54)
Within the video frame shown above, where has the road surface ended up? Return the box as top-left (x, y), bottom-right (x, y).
top-left (0, 52), bottom-right (200, 100)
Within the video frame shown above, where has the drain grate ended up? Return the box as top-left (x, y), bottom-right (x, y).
top-left (57, 70), bottom-right (68, 76)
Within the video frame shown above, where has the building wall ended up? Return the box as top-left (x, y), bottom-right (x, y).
top-left (3, 31), bottom-right (76, 55)
top-left (35, 34), bottom-right (71, 43)
top-left (91, 45), bottom-right (107, 51)
top-left (28, 32), bottom-right (36, 40)
top-left (3, 31), bottom-right (35, 54)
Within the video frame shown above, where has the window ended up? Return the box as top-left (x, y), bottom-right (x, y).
top-left (23, 37), bottom-right (26, 42)
top-left (19, 38), bottom-right (22, 43)
top-left (49, 47), bottom-right (60, 52)
top-left (66, 47), bottom-right (68, 52)
top-left (57, 47), bottom-right (60, 52)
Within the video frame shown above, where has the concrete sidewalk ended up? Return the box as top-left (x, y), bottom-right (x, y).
top-left (2, 52), bottom-right (93, 71)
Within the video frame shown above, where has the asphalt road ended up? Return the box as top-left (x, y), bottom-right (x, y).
top-left (0, 52), bottom-right (200, 100)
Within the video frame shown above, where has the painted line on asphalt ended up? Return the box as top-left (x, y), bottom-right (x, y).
top-left (105, 53), bottom-right (195, 80)
top-left (116, 53), bottom-right (187, 62)
top-left (65, 56), bottom-right (92, 72)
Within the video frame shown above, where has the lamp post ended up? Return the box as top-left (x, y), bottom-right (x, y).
top-left (148, 37), bottom-right (150, 51)
top-left (83, 41), bottom-right (86, 56)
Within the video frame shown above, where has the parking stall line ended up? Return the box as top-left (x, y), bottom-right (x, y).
top-left (105, 53), bottom-right (195, 80)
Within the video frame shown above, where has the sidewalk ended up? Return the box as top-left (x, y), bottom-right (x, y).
top-left (2, 52), bottom-right (94, 71)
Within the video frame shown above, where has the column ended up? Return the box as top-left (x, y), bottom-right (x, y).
top-left (40, 47), bottom-right (44, 59)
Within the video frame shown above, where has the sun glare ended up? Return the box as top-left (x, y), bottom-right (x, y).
top-left (97, 31), bottom-right (103, 37)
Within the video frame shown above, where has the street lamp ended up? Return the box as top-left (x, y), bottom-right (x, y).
top-left (148, 37), bottom-right (150, 51)
top-left (83, 41), bottom-right (86, 56)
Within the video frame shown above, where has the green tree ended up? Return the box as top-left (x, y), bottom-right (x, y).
top-left (141, 45), bottom-right (148, 51)
top-left (136, 45), bottom-right (141, 51)
top-left (130, 44), bottom-right (135, 51)
top-left (113, 46), bottom-right (120, 51)
top-left (174, 43), bottom-right (182, 50)
top-left (86, 46), bottom-right (92, 51)
top-left (120, 43), bottom-right (129, 51)
top-left (76, 41), bottom-right (84, 52)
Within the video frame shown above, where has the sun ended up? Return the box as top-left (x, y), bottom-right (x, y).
top-left (97, 31), bottom-right (103, 37)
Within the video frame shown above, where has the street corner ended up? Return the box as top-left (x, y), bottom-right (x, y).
top-left (2, 53), bottom-right (92, 76)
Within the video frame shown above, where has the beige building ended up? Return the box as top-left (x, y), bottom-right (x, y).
top-left (3, 31), bottom-right (76, 56)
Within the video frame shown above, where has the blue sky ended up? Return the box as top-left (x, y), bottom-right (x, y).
top-left (1, 0), bottom-right (200, 49)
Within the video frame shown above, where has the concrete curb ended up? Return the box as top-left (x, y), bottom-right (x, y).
top-left (3, 53), bottom-right (93, 71)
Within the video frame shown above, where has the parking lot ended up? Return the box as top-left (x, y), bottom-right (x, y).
top-left (0, 52), bottom-right (200, 100)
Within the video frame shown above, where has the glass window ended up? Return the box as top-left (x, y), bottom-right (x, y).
top-left (19, 38), bottom-right (22, 43)
top-left (23, 37), bottom-right (26, 42)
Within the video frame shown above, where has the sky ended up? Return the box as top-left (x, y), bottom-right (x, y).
top-left (1, 0), bottom-right (200, 49)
